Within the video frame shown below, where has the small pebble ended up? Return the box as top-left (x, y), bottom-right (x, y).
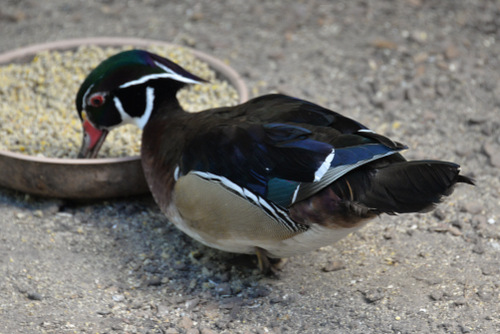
top-left (448, 226), bottom-right (462, 236)
top-left (459, 324), bottom-right (472, 333)
top-left (383, 230), bottom-right (395, 240)
top-left (215, 283), bottom-right (232, 296)
top-left (477, 289), bottom-right (493, 302)
top-left (112, 294), bottom-right (125, 302)
top-left (435, 77), bottom-right (450, 96)
top-left (411, 30), bottom-right (428, 43)
top-left (179, 316), bottom-right (193, 330)
top-left (370, 92), bottom-right (387, 109)
top-left (472, 242), bottom-right (485, 254)
top-left (33, 210), bottom-right (43, 218)
top-left (483, 141), bottom-right (500, 167)
top-left (156, 304), bottom-right (170, 317)
top-left (480, 122), bottom-right (499, 136)
top-left (412, 269), bottom-right (442, 285)
top-left (430, 290), bottom-right (443, 301)
top-left (322, 260), bottom-right (345, 272)
top-left (282, 293), bottom-right (297, 305)
top-left (249, 285), bottom-right (271, 298)
top-left (270, 293), bottom-right (296, 305)
top-left (27, 291), bottom-right (43, 301)
top-left (219, 296), bottom-right (243, 310)
top-left (471, 215), bottom-right (487, 228)
top-left (111, 324), bottom-right (123, 331)
top-left (433, 208), bottom-right (446, 221)
top-left (413, 52), bottom-right (428, 63)
top-left (451, 220), bottom-right (464, 230)
top-left (270, 296), bottom-right (283, 304)
top-left (230, 280), bottom-right (244, 295)
top-left (475, 220), bottom-right (497, 238)
top-left (461, 201), bottom-right (483, 215)
top-left (481, 264), bottom-right (497, 276)
top-left (200, 328), bottom-right (218, 334)
top-left (490, 242), bottom-right (500, 250)
top-left (480, 76), bottom-right (497, 92)
top-left (388, 87), bottom-right (405, 101)
top-left (147, 277), bottom-right (162, 286)
top-left (454, 296), bottom-right (467, 306)
top-left (444, 44), bottom-right (460, 60)
top-left (430, 223), bottom-right (449, 233)
top-left (362, 288), bottom-right (385, 303)
top-left (185, 297), bottom-right (200, 310)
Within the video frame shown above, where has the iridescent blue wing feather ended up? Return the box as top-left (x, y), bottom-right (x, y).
top-left (179, 111), bottom-right (404, 208)
top-left (180, 122), bottom-right (334, 202)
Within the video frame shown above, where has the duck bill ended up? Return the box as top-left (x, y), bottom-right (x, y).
top-left (78, 120), bottom-right (109, 159)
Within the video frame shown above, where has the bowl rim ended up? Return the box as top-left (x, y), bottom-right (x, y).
top-left (0, 148), bottom-right (140, 165)
top-left (0, 36), bottom-right (249, 164)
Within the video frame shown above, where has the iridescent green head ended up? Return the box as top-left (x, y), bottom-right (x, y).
top-left (75, 50), bottom-right (205, 158)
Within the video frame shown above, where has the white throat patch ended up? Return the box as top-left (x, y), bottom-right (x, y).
top-left (113, 86), bottom-right (155, 130)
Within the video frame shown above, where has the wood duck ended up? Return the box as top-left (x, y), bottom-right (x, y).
top-left (76, 50), bottom-right (473, 274)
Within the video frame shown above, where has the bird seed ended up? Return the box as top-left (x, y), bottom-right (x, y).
top-left (0, 45), bottom-right (239, 158)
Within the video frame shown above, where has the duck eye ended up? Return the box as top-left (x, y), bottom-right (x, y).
top-left (89, 93), bottom-right (105, 108)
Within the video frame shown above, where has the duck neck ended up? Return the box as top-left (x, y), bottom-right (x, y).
top-left (140, 86), bottom-right (186, 209)
top-left (148, 82), bottom-right (186, 119)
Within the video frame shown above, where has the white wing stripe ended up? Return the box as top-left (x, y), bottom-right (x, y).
top-left (314, 148), bottom-right (335, 181)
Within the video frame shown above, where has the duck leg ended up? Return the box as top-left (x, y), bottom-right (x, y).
top-left (255, 247), bottom-right (287, 275)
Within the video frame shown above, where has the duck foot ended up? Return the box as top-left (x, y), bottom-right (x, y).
top-left (255, 247), bottom-right (287, 276)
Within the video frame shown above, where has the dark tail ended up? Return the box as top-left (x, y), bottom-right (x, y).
top-left (336, 160), bottom-right (474, 214)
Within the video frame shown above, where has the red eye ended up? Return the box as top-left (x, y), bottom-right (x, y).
top-left (89, 94), bottom-right (105, 108)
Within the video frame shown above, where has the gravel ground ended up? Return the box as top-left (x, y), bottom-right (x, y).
top-left (1, 1), bottom-right (499, 333)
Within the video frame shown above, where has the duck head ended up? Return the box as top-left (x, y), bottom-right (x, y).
top-left (75, 49), bottom-right (206, 158)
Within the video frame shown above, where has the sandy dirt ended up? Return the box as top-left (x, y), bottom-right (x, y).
top-left (1, 1), bottom-right (499, 333)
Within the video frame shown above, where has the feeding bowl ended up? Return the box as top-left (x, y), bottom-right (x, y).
top-left (0, 37), bottom-right (248, 199)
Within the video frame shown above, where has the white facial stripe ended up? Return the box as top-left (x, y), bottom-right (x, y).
top-left (314, 148), bottom-right (335, 182)
top-left (119, 73), bottom-right (177, 88)
top-left (119, 67), bottom-right (202, 89)
top-left (358, 129), bottom-right (374, 133)
top-left (81, 83), bottom-right (95, 109)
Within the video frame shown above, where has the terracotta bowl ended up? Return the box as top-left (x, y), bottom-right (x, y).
top-left (0, 37), bottom-right (248, 199)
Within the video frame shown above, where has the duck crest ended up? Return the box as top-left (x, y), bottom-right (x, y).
top-left (77, 50), bottom-right (203, 105)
